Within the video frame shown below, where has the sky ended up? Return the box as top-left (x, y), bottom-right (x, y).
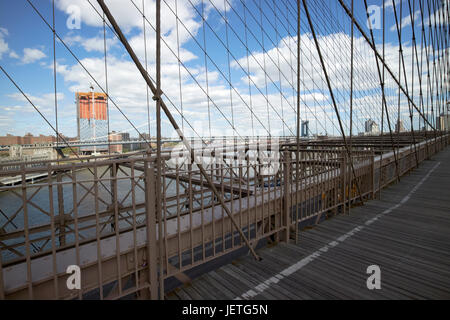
top-left (0, 0), bottom-right (447, 140)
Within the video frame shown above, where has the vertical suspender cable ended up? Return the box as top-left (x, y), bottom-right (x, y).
top-left (155, 0), bottom-right (164, 299)
top-left (287, 3), bottom-right (295, 122)
top-left (103, 12), bottom-right (111, 155)
top-left (201, 0), bottom-right (212, 138)
top-left (295, 0), bottom-right (301, 242)
top-left (349, 0), bottom-right (354, 211)
top-left (224, 0), bottom-right (235, 137)
top-left (52, 0), bottom-right (59, 153)
top-left (143, 0), bottom-right (152, 143)
top-left (259, 0), bottom-right (271, 135)
top-left (395, 0), bottom-right (402, 151)
top-left (243, 3), bottom-right (255, 137)
top-left (273, 0), bottom-right (286, 137)
top-left (378, 0), bottom-right (386, 198)
top-left (175, 0), bottom-right (185, 133)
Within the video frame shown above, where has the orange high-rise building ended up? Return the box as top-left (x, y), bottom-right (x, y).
top-left (76, 92), bottom-right (108, 153)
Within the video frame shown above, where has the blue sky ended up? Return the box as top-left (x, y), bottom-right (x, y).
top-left (0, 0), bottom-right (446, 139)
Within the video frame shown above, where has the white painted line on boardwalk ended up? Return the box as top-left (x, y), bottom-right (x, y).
top-left (235, 161), bottom-right (441, 300)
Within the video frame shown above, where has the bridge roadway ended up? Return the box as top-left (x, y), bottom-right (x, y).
top-left (0, 136), bottom-right (300, 150)
top-left (167, 147), bottom-right (450, 299)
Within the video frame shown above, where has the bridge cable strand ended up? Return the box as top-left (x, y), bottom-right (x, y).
top-left (143, 0), bottom-right (152, 144)
top-left (378, 0), bottom-right (386, 198)
top-left (103, 10), bottom-right (111, 155)
top-left (272, 0), bottom-right (285, 137)
top-left (243, 2), bottom-right (255, 137)
top-left (259, 0), bottom-right (271, 134)
top-left (201, 0), bottom-right (212, 139)
top-left (175, 0), bottom-right (185, 134)
top-left (51, 0), bottom-right (59, 150)
top-left (223, 0), bottom-right (235, 138)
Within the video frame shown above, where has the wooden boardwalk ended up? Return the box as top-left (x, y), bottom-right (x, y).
top-left (167, 147), bottom-right (450, 300)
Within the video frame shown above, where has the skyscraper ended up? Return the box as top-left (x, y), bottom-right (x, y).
top-left (395, 119), bottom-right (405, 133)
top-left (76, 91), bottom-right (108, 154)
top-left (364, 119), bottom-right (379, 135)
top-left (437, 113), bottom-right (450, 131)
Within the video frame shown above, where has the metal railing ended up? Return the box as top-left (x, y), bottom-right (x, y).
top-left (0, 134), bottom-right (449, 299)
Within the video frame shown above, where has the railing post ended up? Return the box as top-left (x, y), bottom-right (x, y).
top-left (0, 248), bottom-right (4, 300)
top-left (340, 150), bottom-right (347, 214)
top-left (371, 150), bottom-right (375, 200)
top-left (283, 151), bottom-right (291, 242)
top-left (109, 163), bottom-right (118, 232)
top-left (56, 170), bottom-right (65, 246)
top-left (145, 162), bottom-right (158, 300)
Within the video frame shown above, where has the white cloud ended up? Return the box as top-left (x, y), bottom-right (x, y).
top-left (7, 92), bottom-right (65, 112)
top-left (389, 9), bottom-right (421, 32)
top-left (0, 27), bottom-right (10, 60)
top-left (63, 34), bottom-right (118, 52)
top-left (0, 115), bottom-right (13, 129)
top-left (0, 28), bottom-right (30, 62)
top-left (0, 105), bottom-right (35, 113)
top-left (21, 48), bottom-right (47, 64)
top-left (55, 0), bottom-right (204, 35)
top-left (8, 50), bottom-right (19, 59)
top-left (0, 28), bottom-right (46, 64)
top-left (384, 0), bottom-right (402, 9)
